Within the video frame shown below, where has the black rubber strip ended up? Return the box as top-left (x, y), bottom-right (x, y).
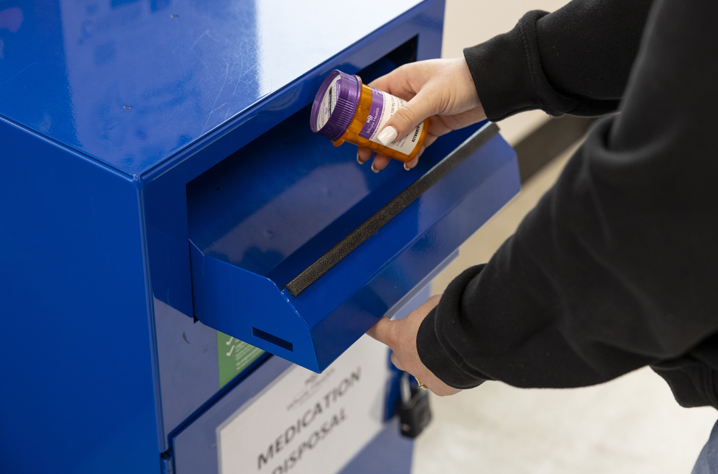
top-left (284, 122), bottom-right (500, 297)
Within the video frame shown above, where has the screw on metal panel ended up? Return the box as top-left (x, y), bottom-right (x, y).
top-left (124, 105), bottom-right (132, 110)
top-left (170, 14), bottom-right (178, 18)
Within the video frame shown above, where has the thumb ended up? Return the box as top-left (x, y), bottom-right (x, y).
top-left (366, 317), bottom-right (395, 348)
top-left (377, 89), bottom-right (436, 146)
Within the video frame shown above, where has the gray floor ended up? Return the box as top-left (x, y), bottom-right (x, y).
top-left (417, 146), bottom-right (718, 473)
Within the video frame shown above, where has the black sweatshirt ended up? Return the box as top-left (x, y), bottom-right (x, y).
top-left (417, 0), bottom-right (718, 409)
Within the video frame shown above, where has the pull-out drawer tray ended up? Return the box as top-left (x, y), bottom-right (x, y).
top-left (187, 119), bottom-right (519, 372)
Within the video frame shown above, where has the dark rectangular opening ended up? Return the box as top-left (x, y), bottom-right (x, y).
top-left (252, 328), bottom-right (294, 352)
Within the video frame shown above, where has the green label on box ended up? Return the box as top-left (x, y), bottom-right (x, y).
top-left (218, 332), bottom-right (265, 388)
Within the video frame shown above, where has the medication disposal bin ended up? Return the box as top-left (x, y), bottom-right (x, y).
top-left (0, 0), bottom-right (519, 472)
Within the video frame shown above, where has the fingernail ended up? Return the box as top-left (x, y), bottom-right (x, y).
top-left (404, 163), bottom-right (410, 171)
top-left (357, 154), bottom-right (365, 165)
top-left (371, 163), bottom-right (379, 173)
top-left (377, 126), bottom-right (398, 145)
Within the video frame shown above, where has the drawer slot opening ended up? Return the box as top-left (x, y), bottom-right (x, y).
top-left (252, 328), bottom-right (294, 352)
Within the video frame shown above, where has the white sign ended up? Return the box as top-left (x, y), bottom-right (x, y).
top-left (217, 336), bottom-right (391, 474)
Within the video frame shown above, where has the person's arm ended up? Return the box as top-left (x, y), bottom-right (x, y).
top-left (360, 0), bottom-right (654, 171)
top-left (417, 0), bottom-right (718, 391)
top-left (467, 0), bottom-right (654, 121)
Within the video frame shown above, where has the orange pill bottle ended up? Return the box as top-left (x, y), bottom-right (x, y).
top-left (310, 70), bottom-right (429, 163)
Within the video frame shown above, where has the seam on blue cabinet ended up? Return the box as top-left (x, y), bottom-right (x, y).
top-left (135, 178), bottom-right (169, 453)
top-left (0, 113), bottom-right (139, 181)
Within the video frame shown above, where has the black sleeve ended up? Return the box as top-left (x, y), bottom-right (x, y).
top-left (464, 0), bottom-right (654, 121)
top-left (418, 0), bottom-right (718, 390)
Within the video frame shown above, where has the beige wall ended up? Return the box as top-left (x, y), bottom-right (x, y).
top-left (441, 0), bottom-right (570, 144)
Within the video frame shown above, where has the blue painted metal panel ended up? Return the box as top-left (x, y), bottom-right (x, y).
top-left (187, 122), bottom-right (519, 372)
top-left (172, 356), bottom-right (293, 474)
top-left (0, 0), bottom-right (426, 176)
top-left (0, 117), bottom-right (160, 473)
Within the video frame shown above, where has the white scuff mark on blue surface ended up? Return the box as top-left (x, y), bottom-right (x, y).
top-left (0, 62), bottom-right (37, 86)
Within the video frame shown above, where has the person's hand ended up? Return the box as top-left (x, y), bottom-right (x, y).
top-left (357, 57), bottom-right (485, 172)
top-left (367, 295), bottom-right (461, 397)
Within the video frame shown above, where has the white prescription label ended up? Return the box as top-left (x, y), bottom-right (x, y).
top-left (217, 336), bottom-right (390, 474)
top-left (316, 75), bottom-right (340, 131)
top-left (363, 89), bottom-right (424, 156)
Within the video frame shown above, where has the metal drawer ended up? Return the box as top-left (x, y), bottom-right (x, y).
top-left (187, 120), bottom-right (519, 372)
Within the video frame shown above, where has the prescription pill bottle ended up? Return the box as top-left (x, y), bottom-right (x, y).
top-left (310, 70), bottom-right (429, 163)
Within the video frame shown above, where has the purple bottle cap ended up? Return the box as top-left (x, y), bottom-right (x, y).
top-left (310, 70), bottom-right (361, 141)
